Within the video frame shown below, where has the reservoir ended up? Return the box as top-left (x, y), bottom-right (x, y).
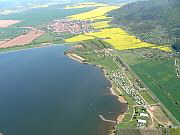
top-left (0, 45), bottom-right (126, 135)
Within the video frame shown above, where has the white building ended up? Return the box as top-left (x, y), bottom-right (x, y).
top-left (138, 119), bottom-right (147, 124)
top-left (140, 113), bottom-right (149, 117)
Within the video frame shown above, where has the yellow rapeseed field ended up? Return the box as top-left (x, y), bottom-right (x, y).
top-left (91, 21), bottom-right (111, 29)
top-left (65, 27), bottom-right (172, 52)
top-left (64, 2), bottom-right (108, 9)
top-left (151, 46), bottom-right (172, 52)
top-left (87, 15), bottom-right (111, 21)
top-left (64, 35), bottom-right (95, 42)
top-left (65, 28), bottom-right (153, 49)
top-left (86, 28), bottom-right (154, 50)
top-left (67, 6), bottom-right (119, 20)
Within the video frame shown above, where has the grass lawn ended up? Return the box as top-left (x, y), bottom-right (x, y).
top-left (118, 120), bottom-right (137, 129)
top-left (139, 90), bottom-right (156, 104)
top-left (33, 32), bottom-right (59, 44)
top-left (74, 39), bottom-right (118, 72)
top-left (76, 50), bottom-right (119, 72)
top-left (170, 128), bottom-right (180, 135)
top-left (91, 56), bottom-right (119, 72)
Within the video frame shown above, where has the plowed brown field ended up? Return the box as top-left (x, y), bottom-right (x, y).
top-left (0, 29), bottom-right (44, 48)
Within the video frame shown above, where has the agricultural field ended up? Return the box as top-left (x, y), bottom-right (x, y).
top-left (91, 21), bottom-right (111, 29)
top-left (67, 6), bottom-right (119, 20)
top-left (152, 46), bottom-right (172, 53)
top-left (0, 29), bottom-right (44, 48)
top-left (31, 32), bottom-right (74, 45)
top-left (32, 32), bottom-right (62, 44)
top-left (0, 27), bottom-right (28, 40)
top-left (65, 35), bottom-right (95, 42)
top-left (64, 2), bottom-right (108, 9)
top-left (119, 51), bottom-right (180, 123)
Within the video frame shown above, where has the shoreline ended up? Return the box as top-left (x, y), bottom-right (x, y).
top-left (65, 52), bottom-right (128, 134)
top-left (0, 42), bottom-right (73, 55)
top-left (65, 53), bottom-right (86, 63)
top-left (109, 86), bottom-right (127, 124)
top-left (0, 44), bottom-right (53, 55)
top-left (110, 86), bottom-right (127, 104)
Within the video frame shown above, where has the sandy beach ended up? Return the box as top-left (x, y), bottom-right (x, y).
top-left (110, 87), bottom-right (127, 104)
top-left (66, 53), bottom-right (85, 63)
top-left (109, 86), bottom-right (127, 124)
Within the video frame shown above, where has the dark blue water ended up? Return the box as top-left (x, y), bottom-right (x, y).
top-left (0, 45), bottom-right (126, 135)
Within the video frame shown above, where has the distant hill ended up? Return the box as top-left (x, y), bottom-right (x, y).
top-left (108, 0), bottom-right (180, 51)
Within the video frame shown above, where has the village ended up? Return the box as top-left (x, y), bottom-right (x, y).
top-left (46, 19), bottom-right (94, 34)
top-left (175, 58), bottom-right (180, 78)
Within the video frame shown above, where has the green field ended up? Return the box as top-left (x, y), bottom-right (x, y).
top-left (170, 128), bottom-right (180, 135)
top-left (32, 32), bottom-right (63, 44)
top-left (0, 27), bottom-right (28, 40)
top-left (139, 90), bottom-right (156, 104)
top-left (119, 51), bottom-right (180, 123)
top-left (75, 50), bottom-right (119, 72)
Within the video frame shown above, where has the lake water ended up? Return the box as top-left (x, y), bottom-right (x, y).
top-left (0, 45), bottom-right (126, 135)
